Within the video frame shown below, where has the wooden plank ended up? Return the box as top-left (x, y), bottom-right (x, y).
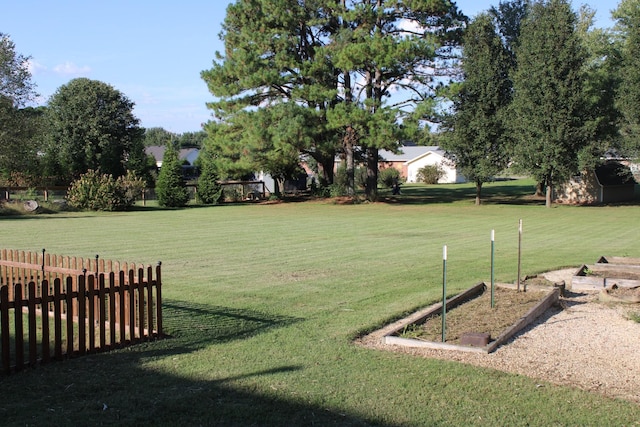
top-left (118, 270), bottom-right (126, 344)
top-left (14, 283), bottom-right (24, 371)
top-left (53, 278), bottom-right (62, 360)
top-left (77, 275), bottom-right (86, 356)
top-left (108, 272), bottom-right (116, 348)
top-left (138, 268), bottom-right (145, 340)
top-left (99, 274), bottom-right (106, 350)
top-left (156, 263), bottom-right (162, 336)
top-left (128, 270), bottom-right (136, 342)
top-left (488, 288), bottom-right (560, 353)
top-left (28, 282), bottom-right (37, 367)
top-left (146, 266), bottom-right (154, 336)
top-left (87, 275), bottom-right (96, 353)
top-left (1, 286), bottom-right (10, 374)
top-left (41, 280), bottom-right (50, 363)
top-left (65, 278), bottom-right (74, 356)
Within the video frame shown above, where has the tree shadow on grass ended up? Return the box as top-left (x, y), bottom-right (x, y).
top-left (381, 182), bottom-right (545, 206)
top-left (161, 299), bottom-right (303, 350)
top-left (0, 300), bottom-right (396, 426)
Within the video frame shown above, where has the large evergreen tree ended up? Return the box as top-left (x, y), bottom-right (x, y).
top-left (441, 13), bottom-right (511, 205)
top-left (509, 0), bottom-right (590, 207)
top-left (202, 0), bottom-right (465, 201)
top-left (202, 0), bottom-right (339, 188)
top-left (576, 5), bottom-right (620, 163)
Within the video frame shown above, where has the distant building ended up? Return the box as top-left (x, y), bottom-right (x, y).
top-left (145, 146), bottom-right (199, 169)
top-left (554, 161), bottom-right (637, 204)
top-left (378, 146), bottom-right (465, 184)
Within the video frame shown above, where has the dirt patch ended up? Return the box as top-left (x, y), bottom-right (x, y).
top-left (399, 286), bottom-right (549, 344)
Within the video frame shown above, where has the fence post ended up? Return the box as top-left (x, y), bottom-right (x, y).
top-left (28, 281), bottom-right (37, 367)
top-left (156, 262), bottom-right (162, 337)
top-left (41, 280), bottom-right (50, 363)
top-left (65, 277), bottom-right (74, 356)
top-left (138, 268), bottom-right (145, 340)
top-left (14, 283), bottom-right (24, 371)
top-left (1, 286), bottom-right (10, 374)
top-left (78, 275), bottom-right (86, 356)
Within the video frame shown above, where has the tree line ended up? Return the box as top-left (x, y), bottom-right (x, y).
top-left (200, 0), bottom-right (640, 205)
top-left (0, 33), bottom-right (208, 208)
top-left (2, 0), bottom-right (640, 208)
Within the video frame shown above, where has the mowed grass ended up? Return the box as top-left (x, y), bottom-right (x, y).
top-left (1, 179), bottom-right (640, 426)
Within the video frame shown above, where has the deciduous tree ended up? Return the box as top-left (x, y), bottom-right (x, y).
top-left (0, 33), bottom-right (40, 183)
top-left (0, 33), bottom-right (36, 106)
top-left (43, 78), bottom-right (144, 184)
top-left (612, 0), bottom-right (640, 155)
top-left (441, 13), bottom-right (511, 205)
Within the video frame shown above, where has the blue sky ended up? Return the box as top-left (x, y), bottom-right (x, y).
top-left (2, 1), bottom-right (619, 134)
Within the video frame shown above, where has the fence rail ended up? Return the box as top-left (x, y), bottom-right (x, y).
top-left (0, 249), bottom-right (162, 374)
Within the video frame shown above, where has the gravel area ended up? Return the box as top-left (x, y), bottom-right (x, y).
top-left (357, 269), bottom-right (640, 404)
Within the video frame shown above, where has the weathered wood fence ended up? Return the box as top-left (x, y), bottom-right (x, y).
top-left (0, 249), bottom-right (163, 374)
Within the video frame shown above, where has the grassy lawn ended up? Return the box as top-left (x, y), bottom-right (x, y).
top-left (1, 179), bottom-right (640, 425)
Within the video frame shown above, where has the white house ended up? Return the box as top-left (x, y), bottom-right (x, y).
top-left (378, 146), bottom-right (465, 184)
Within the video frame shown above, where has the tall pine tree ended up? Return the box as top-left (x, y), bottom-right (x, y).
top-left (509, 0), bottom-right (590, 207)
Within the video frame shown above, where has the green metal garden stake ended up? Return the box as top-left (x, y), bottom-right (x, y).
top-left (442, 245), bottom-right (447, 343)
top-left (517, 219), bottom-right (522, 292)
top-left (491, 230), bottom-right (495, 308)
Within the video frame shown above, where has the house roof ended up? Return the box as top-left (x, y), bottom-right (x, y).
top-left (379, 146), bottom-right (443, 163)
top-left (145, 146), bottom-right (200, 165)
top-left (595, 161), bottom-right (636, 186)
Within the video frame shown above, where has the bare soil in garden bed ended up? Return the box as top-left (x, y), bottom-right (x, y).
top-left (400, 286), bottom-right (549, 344)
top-left (357, 269), bottom-right (640, 404)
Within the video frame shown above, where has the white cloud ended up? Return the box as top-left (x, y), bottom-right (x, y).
top-left (27, 59), bottom-right (47, 75)
top-left (53, 61), bottom-right (91, 76)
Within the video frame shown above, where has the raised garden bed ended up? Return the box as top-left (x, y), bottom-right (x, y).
top-left (383, 281), bottom-right (561, 354)
top-left (572, 258), bottom-right (640, 291)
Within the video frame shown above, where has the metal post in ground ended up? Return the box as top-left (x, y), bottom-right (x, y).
top-left (491, 230), bottom-right (495, 308)
top-left (517, 219), bottom-right (522, 292)
top-left (442, 245), bottom-right (447, 343)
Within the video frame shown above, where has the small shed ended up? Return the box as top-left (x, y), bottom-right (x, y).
top-left (554, 161), bottom-right (637, 204)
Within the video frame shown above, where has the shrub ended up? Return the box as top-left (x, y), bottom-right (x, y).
top-left (378, 167), bottom-right (402, 188)
top-left (156, 143), bottom-right (190, 207)
top-left (417, 164), bottom-right (445, 184)
top-left (118, 170), bottom-right (146, 206)
top-left (67, 170), bottom-right (139, 211)
top-left (197, 159), bottom-right (222, 204)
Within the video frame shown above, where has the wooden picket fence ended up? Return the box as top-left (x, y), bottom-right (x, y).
top-left (0, 249), bottom-right (163, 374)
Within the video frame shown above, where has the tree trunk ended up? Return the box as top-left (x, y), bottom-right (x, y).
top-left (535, 181), bottom-right (545, 197)
top-left (344, 126), bottom-right (355, 197)
top-left (475, 181), bottom-right (482, 205)
top-left (546, 183), bottom-right (553, 208)
top-left (274, 177), bottom-right (284, 197)
top-left (365, 147), bottom-right (379, 202)
top-left (315, 154), bottom-right (335, 187)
